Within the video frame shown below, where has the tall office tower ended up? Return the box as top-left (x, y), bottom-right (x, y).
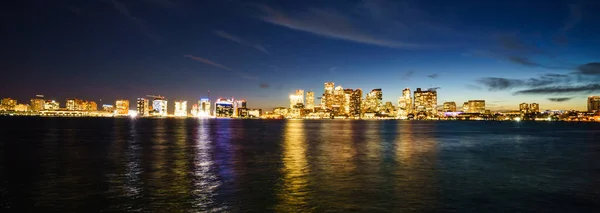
top-left (519, 103), bottom-right (529, 113)
top-left (333, 86), bottom-right (344, 107)
top-left (397, 88), bottom-right (412, 117)
top-left (365, 88), bottom-right (383, 113)
top-left (233, 99), bottom-right (247, 117)
top-left (350, 89), bottom-right (362, 117)
top-left (289, 94), bottom-right (303, 109)
top-left (529, 103), bottom-right (540, 113)
top-left (462, 102), bottom-right (469, 112)
top-left (190, 104), bottom-right (199, 117)
top-left (589, 96), bottom-right (600, 112)
top-left (343, 89), bottom-right (353, 114)
top-left (152, 96), bottom-right (168, 116)
top-left (115, 99), bottom-right (130, 115)
top-left (295, 90), bottom-right (305, 105)
top-left (215, 98), bottom-right (234, 117)
top-left (306, 91), bottom-right (315, 110)
top-left (30, 95), bottom-right (45, 112)
top-left (174, 100), bottom-right (188, 117)
top-left (44, 100), bottom-right (60, 110)
top-left (413, 88), bottom-right (437, 115)
top-left (0, 98), bottom-right (17, 111)
top-left (235, 100), bottom-right (247, 109)
top-left (198, 98), bottom-right (211, 117)
top-left (137, 98), bottom-right (150, 116)
top-left (467, 100), bottom-right (485, 113)
top-left (323, 82), bottom-right (335, 110)
top-left (443, 102), bottom-right (457, 112)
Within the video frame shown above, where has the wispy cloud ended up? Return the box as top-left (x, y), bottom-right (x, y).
top-left (329, 67), bottom-right (338, 74)
top-left (548, 97), bottom-right (574, 102)
top-left (562, 4), bottom-right (583, 31)
top-left (575, 62), bottom-right (600, 75)
top-left (466, 84), bottom-right (482, 90)
top-left (184, 54), bottom-right (257, 80)
top-left (110, 0), bottom-right (160, 42)
top-left (513, 84), bottom-right (600, 95)
top-left (428, 74), bottom-right (439, 79)
top-left (213, 30), bottom-right (269, 54)
top-left (259, 83), bottom-right (270, 89)
top-left (402, 70), bottom-right (415, 79)
top-left (257, 3), bottom-right (436, 49)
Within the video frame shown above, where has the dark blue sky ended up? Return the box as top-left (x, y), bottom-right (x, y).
top-left (2, 0), bottom-right (600, 110)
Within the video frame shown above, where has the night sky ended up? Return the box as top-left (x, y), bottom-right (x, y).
top-left (3, 0), bottom-right (600, 111)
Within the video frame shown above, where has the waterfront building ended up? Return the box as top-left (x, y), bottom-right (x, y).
top-left (199, 98), bottom-right (211, 117)
top-left (443, 102), bottom-right (457, 112)
top-left (115, 99), bottom-right (130, 116)
top-left (151, 96), bottom-right (168, 116)
top-left (215, 98), bottom-right (234, 117)
top-left (397, 88), bottom-right (412, 118)
top-left (174, 100), bottom-right (187, 117)
top-left (306, 91), bottom-right (315, 110)
top-left (102, 104), bottom-right (115, 112)
top-left (350, 89), bottom-right (362, 117)
top-left (190, 104), bottom-right (199, 117)
top-left (343, 89), bottom-right (353, 115)
top-left (44, 100), bottom-right (60, 110)
top-left (136, 98), bottom-right (150, 116)
top-left (323, 82), bottom-right (335, 110)
top-left (365, 88), bottom-right (382, 113)
top-left (14, 104), bottom-right (29, 112)
top-left (467, 100), bottom-right (485, 113)
top-left (530, 103), bottom-right (540, 113)
top-left (30, 95), bottom-right (45, 112)
top-left (520, 103), bottom-right (529, 113)
top-left (588, 96), bottom-right (600, 112)
top-left (0, 98), bottom-right (17, 111)
top-left (414, 88), bottom-right (437, 116)
top-left (248, 109), bottom-right (262, 118)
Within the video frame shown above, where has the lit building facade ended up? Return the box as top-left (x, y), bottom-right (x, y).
top-left (589, 96), bottom-right (600, 112)
top-left (443, 102), bottom-right (457, 112)
top-left (44, 100), bottom-right (60, 110)
top-left (248, 109), bottom-right (262, 118)
top-left (198, 98), bottom-right (211, 117)
top-left (530, 103), bottom-right (540, 113)
top-left (174, 100), bottom-right (187, 117)
top-left (190, 104), bottom-right (199, 116)
top-left (14, 104), bottom-right (29, 112)
top-left (115, 99), bottom-right (130, 116)
top-left (414, 88), bottom-right (437, 115)
top-left (365, 88), bottom-right (382, 113)
top-left (343, 89), bottom-right (353, 115)
top-left (323, 82), bottom-right (335, 110)
top-left (0, 98), bottom-right (17, 111)
top-left (215, 98), bottom-right (234, 117)
top-left (397, 88), bottom-right (412, 118)
top-left (306, 91), bottom-right (315, 110)
top-left (467, 100), bottom-right (485, 113)
top-left (349, 89), bottom-right (362, 117)
top-left (384, 101), bottom-right (395, 115)
top-left (519, 103), bottom-right (529, 113)
top-left (152, 97), bottom-right (168, 116)
top-left (30, 95), bottom-right (45, 112)
top-left (463, 102), bottom-right (469, 112)
top-left (136, 98), bottom-right (150, 116)
top-left (102, 104), bottom-right (114, 112)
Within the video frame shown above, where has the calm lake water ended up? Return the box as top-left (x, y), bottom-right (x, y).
top-left (0, 117), bottom-right (599, 212)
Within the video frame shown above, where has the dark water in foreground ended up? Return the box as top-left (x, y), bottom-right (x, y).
top-left (0, 117), bottom-right (599, 212)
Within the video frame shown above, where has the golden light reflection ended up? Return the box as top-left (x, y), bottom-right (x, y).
top-left (276, 120), bottom-right (309, 211)
top-left (191, 119), bottom-right (223, 211)
top-left (394, 121), bottom-right (439, 211)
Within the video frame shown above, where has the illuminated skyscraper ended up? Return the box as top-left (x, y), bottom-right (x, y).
top-left (384, 101), bottom-right (395, 114)
top-left (190, 104), bottom-right (199, 117)
top-left (136, 98), bottom-right (150, 116)
top-left (467, 100), bottom-right (485, 113)
top-left (443, 102), bottom-right (457, 112)
top-left (365, 88), bottom-right (383, 113)
top-left (115, 99), bottom-right (130, 116)
top-left (215, 98), bottom-right (234, 117)
top-left (414, 88), bottom-right (437, 116)
top-left (350, 89), bottom-right (362, 117)
top-left (83, 101), bottom-right (97, 111)
top-left (306, 91), bottom-right (315, 110)
top-left (589, 96), bottom-right (600, 112)
top-left (529, 103), bottom-right (540, 113)
top-left (397, 88), bottom-right (412, 117)
top-left (0, 98), bottom-right (17, 111)
top-left (463, 102), bottom-right (469, 112)
top-left (199, 98), bottom-right (211, 117)
top-left (30, 95), bottom-right (45, 112)
top-left (66, 98), bottom-right (78, 111)
top-left (323, 82), bottom-right (335, 109)
top-left (234, 100), bottom-right (247, 117)
top-left (151, 96), bottom-right (167, 116)
top-left (519, 103), bottom-right (529, 113)
top-left (174, 100), bottom-right (187, 117)
top-left (343, 89), bottom-right (353, 114)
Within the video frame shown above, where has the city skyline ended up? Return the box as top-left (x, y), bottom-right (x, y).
top-left (2, 0), bottom-right (600, 110)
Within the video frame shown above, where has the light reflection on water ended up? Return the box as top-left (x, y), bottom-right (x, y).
top-left (0, 118), bottom-right (599, 212)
